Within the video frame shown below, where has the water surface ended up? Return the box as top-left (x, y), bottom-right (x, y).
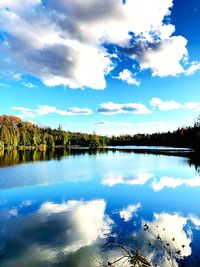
top-left (0, 148), bottom-right (200, 266)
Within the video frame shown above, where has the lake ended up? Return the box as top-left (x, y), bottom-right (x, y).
top-left (0, 148), bottom-right (200, 267)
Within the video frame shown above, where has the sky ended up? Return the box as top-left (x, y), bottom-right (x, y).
top-left (0, 0), bottom-right (200, 136)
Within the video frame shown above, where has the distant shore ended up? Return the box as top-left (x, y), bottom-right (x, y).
top-left (0, 115), bottom-right (200, 151)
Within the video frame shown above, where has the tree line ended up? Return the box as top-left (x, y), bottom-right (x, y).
top-left (0, 115), bottom-right (199, 150)
top-left (0, 115), bottom-right (107, 150)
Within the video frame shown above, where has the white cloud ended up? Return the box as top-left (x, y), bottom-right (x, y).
top-left (189, 215), bottom-right (200, 228)
top-left (1, 0), bottom-right (197, 89)
top-left (97, 101), bottom-right (152, 115)
top-left (93, 120), bottom-right (133, 127)
top-left (139, 36), bottom-right (188, 77)
top-left (0, 0), bottom-right (40, 11)
top-left (102, 172), bottom-right (153, 187)
top-left (94, 120), bottom-right (179, 136)
top-left (39, 199), bottom-right (112, 249)
top-left (11, 106), bottom-right (37, 118)
top-left (93, 120), bottom-right (114, 126)
top-left (21, 200), bottom-right (33, 207)
top-left (150, 97), bottom-right (182, 111)
top-left (185, 61), bottom-right (200, 76)
top-left (0, 199), bottom-right (113, 266)
top-left (141, 213), bottom-right (192, 266)
top-left (101, 212), bottom-right (195, 267)
top-left (8, 208), bottom-right (18, 217)
top-left (11, 105), bottom-right (93, 118)
top-left (61, 107), bottom-right (93, 116)
top-left (22, 82), bottom-right (35, 88)
top-left (119, 203), bottom-right (141, 222)
top-left (152, 175), bottom-right (200, 191)
top-left (184, 102), bottom-right (200, 112)
top-left (150, 97), bottom-right (200, 112)
top-left (0, 83), bottom-right (10, 87)
top-left (134, 121), bottom-right (179, 134)
top-left (113, 69), bottom-right (140, 86)
top-left (101, 172), bottom-right (200, 192)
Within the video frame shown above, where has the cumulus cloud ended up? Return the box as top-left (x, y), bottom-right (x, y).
top-left (13, 99), bottom-right (200, 119)
top-left (1, 199), bottom-right (200, 267)
top-left (150, 97), bottom-right (182, 111)
top-left (11, 105), bottom-right (93, 118)
top-left (140, 213), bottom-right (192, 266)
top-left (97, 101), bottom-right (152, 115)
top-left (102, 172), bottom-right (153, 187)
top-left (138, 36), bottom-right (188, 77)
top-left (119, 203), bottom-right (141, 222)
top-left (38, 200), bottom-right (112, 249)
top-left (113, 69), bottom-right (140, 86)
top-left (152, 175), bottom-right (200, 191)
top-left (0, 199), bottom-right (112, 266)
top-left (150, 97), bottom-right (200, 112)
top-left (0, 0), bottom-right (197, 89)
top-left (101, 172), bottom-right (200, 192)
top-left (101, 212), bottom-right (197, 267)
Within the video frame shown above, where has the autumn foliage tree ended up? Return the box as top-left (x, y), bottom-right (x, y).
top-left (0, 115), bottom-right (200, 151)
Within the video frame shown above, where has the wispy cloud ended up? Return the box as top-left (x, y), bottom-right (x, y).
top-left (185, 61), bottom-right (200, 76)
top-left (184, 102), bottom-right (200, 112)
top-left (92, 120), bottom-right (133, 127)
top-left (0, 83), bottom-right (10, 88)
top-left (12, 72), bottom-right (22, 81)
top-left (20, 200), bottom-right (33, 207)
top-left (93, 120), bottom-right (179, 136)
top-left (11, 105), bottom-right (93, 118)
top-left (97, 101), bottom-right (152, 115)
top-left (22, 82), bottom-right (35, 88)
top-left (102, 173), bottom-right (153, 187)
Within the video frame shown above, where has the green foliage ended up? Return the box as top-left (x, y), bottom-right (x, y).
top-left (108, 125), bottom-right (200, 150)
top-left (0, 115), bottom-right (106, 150)
top-left (0, 115), bottom-right (199, 151)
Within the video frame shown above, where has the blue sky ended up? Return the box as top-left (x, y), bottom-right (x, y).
top-left (0, 0), bottom-right (200, 135)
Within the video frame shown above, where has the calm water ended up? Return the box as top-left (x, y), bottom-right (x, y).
top-left (0, 148), bottom-right (200, 267)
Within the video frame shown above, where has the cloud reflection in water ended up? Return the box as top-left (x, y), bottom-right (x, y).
top-left (0, 199), bottom-right (200, 267)
top-left (101, 172), bottom-right (200, 192)
top-left (0, 199), bottom-right (112, 266)
top-left (151, 175), bottom-right (200, 191)
top-left (102, 173), bottom-right (153, 186)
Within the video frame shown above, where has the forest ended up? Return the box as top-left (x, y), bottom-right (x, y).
top-left (0, 115), bottom-right (199, 150)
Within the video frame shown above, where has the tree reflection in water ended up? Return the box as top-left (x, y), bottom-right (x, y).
top-left (0, 148), bottom-right (199, 171)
